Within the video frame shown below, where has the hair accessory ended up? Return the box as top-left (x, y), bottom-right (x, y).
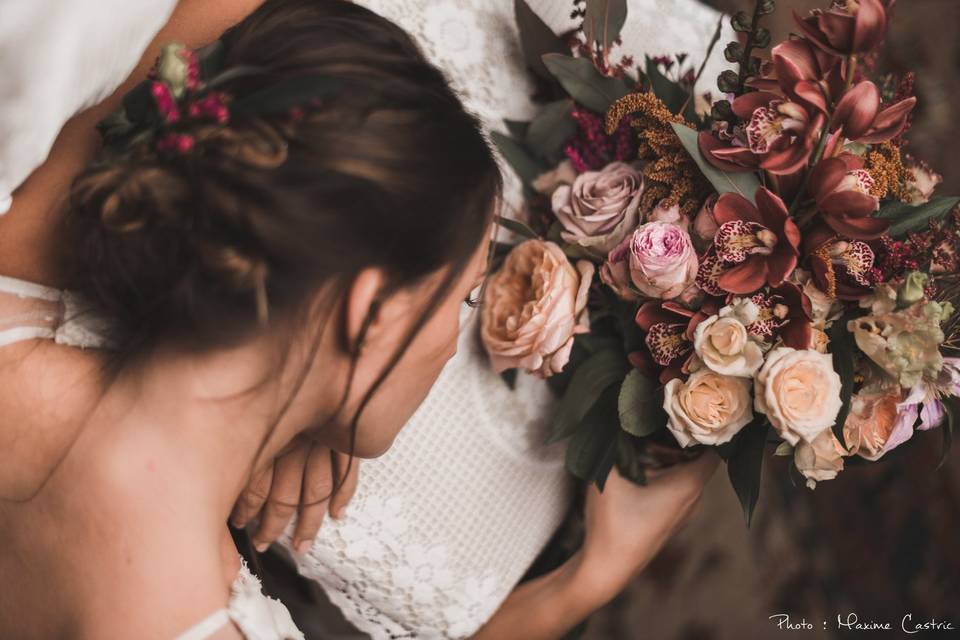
top-left (98, 40), bottom-right (340, 156)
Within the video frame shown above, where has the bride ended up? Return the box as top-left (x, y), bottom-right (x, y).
top-left (238, 0), bottom-right (734, 638)
top-left (0, 0), bottom-right (716, 638)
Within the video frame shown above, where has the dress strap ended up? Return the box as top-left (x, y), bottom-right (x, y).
top-left (174, 609), bottom-right (232, 640)
top-left (0, 274), bottom-right (62, 301)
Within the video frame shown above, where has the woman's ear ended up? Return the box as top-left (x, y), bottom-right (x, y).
top-left (343, 268), bottom-right (386, 354)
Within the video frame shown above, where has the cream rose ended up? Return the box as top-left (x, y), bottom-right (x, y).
top-left (794, 429), bottom-right (846, 489)
top-left (755, 347), bottom-right (843, 445)
top-left (551, 161), bottom-right (643, 256)
top-left (663, 370), bottom-right (754, 447)
top-left (481, 239), bottom-right (594, 378)
top-left (693, 300), bottom-right (764, 378)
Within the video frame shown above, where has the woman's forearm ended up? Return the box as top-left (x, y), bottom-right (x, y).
top-left (470, 552), bottom-right (610, 640)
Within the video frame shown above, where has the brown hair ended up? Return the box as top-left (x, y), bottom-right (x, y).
top-left (61, 0), bottom-right (500, 372)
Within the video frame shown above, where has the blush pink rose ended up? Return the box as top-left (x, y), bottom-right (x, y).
top-left (755, 347), bottom-right (843, 445)
top-left (551, 161), bottom-right (644, 256)
top-left (481, 239), bottom-right (594, 378)
top-left (794, 429), bottom-right (846, 489)
top-left (600, 221), bottom-right (699, 301)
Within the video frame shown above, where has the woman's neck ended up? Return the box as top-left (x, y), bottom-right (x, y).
top-left (106, 337), bottom-right (337, 520)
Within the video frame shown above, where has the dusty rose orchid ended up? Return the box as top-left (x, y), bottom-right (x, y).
top-left (832, 80), bottom-right (916, 144)
top-left (632, 300), bottom-right (714, 384)
top-left (794, 0), bottom-right (891, 57)
top-left (809, 154), bottom-right (887, 240)
top-left (699, 92), bottom-right (825, 176)
top-left (747, 282), bottom-right (814, 350)
top-left (696, 188), bottom-right (801, 295)
top-left (805, 223), bottom-right (877, 299)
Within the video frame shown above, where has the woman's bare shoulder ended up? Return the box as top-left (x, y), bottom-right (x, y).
top-left (0, 340), bottom-right (102, 500)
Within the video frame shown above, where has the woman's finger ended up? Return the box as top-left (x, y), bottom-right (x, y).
top-left (230, 462), bottom-right (274, 529)
top-left (329, 452), bottom-right (360, 519)
top-left (291, 444), bottom-right (335, 553)
top-left (250, 442), bottom-right (310, 552)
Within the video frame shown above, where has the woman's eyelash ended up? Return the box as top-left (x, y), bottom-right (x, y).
top-left (464, 295), bottom-right (482, 308)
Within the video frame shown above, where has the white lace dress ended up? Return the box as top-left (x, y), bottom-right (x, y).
top-left (275, 1), bottom-right (734, 638)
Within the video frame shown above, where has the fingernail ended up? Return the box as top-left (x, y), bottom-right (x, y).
top-left (254, 541), bottom-right (269, 553)
top-left (230, 520), bottom-right (245, 529)
top-left (296, 539), bottom-right (312, 554)
top-left (332, 508), bottom-right (344, 520)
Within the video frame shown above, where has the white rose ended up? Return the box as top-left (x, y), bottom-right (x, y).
top-left (755, 347), bottom-right (843, 445)
top-left (693, 301), bottom-right (764, 378)
top-left (794, 429), bottom-right (846, 489)
top-left (663, 370), bottom-right (754, 447)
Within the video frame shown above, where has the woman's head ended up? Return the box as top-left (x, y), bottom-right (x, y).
top-left (61, 0), bottom-right (500, 456)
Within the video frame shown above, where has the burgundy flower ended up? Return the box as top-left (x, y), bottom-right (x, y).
top-left (633, 300), bottom-right (714, 384)
top-left (794, 0), bottom-right (890, 56)
top-left (699, 93), bottom-right (825, 175)
top-left (696, 188), bottom-right (801, 295)
top-left (806, 224), bottom-right (877, 300)
top-left (809, 153), bottom-right (887, 240)
top-left (748, 283), bottom-right (814, 350)
top-left (833, 81), bottom-right (916, 144)
top-left (765, 38), bottom-right (843, 114)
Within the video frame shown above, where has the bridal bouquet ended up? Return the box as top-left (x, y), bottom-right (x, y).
top-left (483, 0), bottom-right (959, 523)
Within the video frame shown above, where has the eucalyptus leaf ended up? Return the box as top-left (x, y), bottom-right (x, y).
top-left (565, 384), bottom-right (621, 485)
top-left (645, 56), bottom-right (688, 115)
top-left (542, 54), bottom-right (631, 114)
top-left (617, 369), bottom-right (665, 437)
top-left (550, 349), bottom-right (630, 443)
top-left (526, 99), bottom-right (577, 164)
top-left (828, 321), bottom-right (855, 450)
top-left (504, 119), bottom-right (531, 140)
top-left (726, 419), bottom-right (769, 527)
top-left (491, 130), bottom-right (548, 186)
top-left (583, 0), bottom-right (628, 47)
top-left (495, 215), bottom-right (540, 240)
top-left (670, 122), bottom-right (760, 203)
top-left (515, 0), bottom-right (568, 81)
top-left (876, 197), bottom-right (960, 238)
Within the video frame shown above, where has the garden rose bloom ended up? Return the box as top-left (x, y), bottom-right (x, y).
top-left (755, 347), bottom-right (843, 445)
top-left (663, 370), bottom-right (754, 447)
top-left (551, 161), bottom-right (643, 256)
top-left (794, 429), bottom-right (846, 489)
top-left (481, 240), bottom-right (594, 378)
top-left (693, 301), bottom-right (764, 378)
top-left (843, 388), bottom-right (902, 460)
top-left (601, 221), bottom-right (698, 300)
top-left (692, 196), bottom-right (719, 245)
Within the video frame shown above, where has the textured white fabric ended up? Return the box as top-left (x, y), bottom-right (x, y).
top-left (278, 3), bottom-right (735, 638)
top-left (174, 560), bottom-right (305, 640)
top-left (0, 0), bottom-right (176, 213)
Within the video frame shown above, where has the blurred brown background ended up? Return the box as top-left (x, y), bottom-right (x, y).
top-left (585, 1), bottom-right (960, 638)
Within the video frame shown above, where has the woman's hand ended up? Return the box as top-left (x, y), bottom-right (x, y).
top-left (576, 451), bottom-right (719, 605)
top-left (471, 452), bottom-right (718, 640)
top-left (230, 435), bottom-right (359, 553)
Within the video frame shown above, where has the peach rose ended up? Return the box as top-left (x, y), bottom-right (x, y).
top-left (842, 388), bottom-right (901, 461)
top-left (755, 347), bottom-right (843, 445)
top-left (663, 370), bottom-right (754, 447)
top-left (481, 239), bottom-right (593, 378)
top-left (693, 299), bottom-right (764, 378)
top-left (551, 161), bottom-right (643, 256)
top-left (794, 429), bottom-right (846, 489)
